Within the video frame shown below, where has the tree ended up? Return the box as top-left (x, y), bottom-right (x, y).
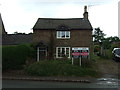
top-left (93, 27), bottom-right (106, 45)
top-left (102, 36), bottom-right (120, 49)
top-left (13, 31), bottom-right (19, 34)
top-left (93, 27), bottom-right (106, 56)
top-left (13, 31), bottom-right (26, 34)
top-left (108, 36), bottom-right (120, 43)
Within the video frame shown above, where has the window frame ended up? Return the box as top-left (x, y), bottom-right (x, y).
top-left (57, 31), bottom-right (70, 39)
top-left (56, 47), bottom-right (71, 58)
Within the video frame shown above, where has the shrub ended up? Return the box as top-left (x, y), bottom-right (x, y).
top-left (25, 60), bottom-right (98, 77)
top-left (2, 44), bottom-right (34, 70)
top-left (91, 52), bottom-right (100, 62)
top-left (94, 45), bottom-right (101, 53)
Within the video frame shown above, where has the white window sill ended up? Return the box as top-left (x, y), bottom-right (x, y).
top-left (56, 38), bottom-right (70, 39)
top-left (56, 57), bottom-right (71, 58)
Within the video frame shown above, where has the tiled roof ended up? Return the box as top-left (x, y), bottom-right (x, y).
top-left (2, 34), bottom-right (33, 45)
top-left (33, 18), bottom-right (93, 30)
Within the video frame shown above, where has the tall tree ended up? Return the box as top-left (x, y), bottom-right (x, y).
top-left (93, 27), bottom-right (106, 55)
top-left (93, 27), bottom-right (106, 45)
top-left (93, 28), bottom-right (120, 56)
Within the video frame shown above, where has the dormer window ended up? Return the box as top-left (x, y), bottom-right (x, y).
top-left (57, 31), bottom-right (70, 39)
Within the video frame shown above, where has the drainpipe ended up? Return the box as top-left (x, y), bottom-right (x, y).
top-left (37, 47), bottom-right (39, 62)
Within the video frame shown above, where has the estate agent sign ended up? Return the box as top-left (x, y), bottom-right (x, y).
top-left (72, 47), bottom-right (89, 58)
top-left (72, 47), bottom-right (89, 66)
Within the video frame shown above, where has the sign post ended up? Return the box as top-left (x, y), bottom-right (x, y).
top-left (72, 58), bottom-right (74, 65)
top-left (72, 48), bottom-right (81, 66)
top-left (72, 47), bottom-right (89, 66)
top-left (79, 56), bottom-right (81, 66)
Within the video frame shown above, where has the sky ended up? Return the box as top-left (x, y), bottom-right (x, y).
top-left (0, 0), bottom-right (119, 37)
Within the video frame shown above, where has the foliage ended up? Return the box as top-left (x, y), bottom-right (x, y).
top-left (13, 31), bottom-right (26, 34)
top-left (25, 60), bottom-right (98, 77)
top-left (94, 45), bottom-right (101, 52)
top-left (2, 44), bottom-right (34, 70)
top-left (93, 27), bottom-right (106, 45)
top-left (91, 52), bottom-right (100, 62)
top-left (93, 27), bottom-right (120, 58)
top-left (102, 36), bottom-right (120, 49)
top-left (105, 49), bottom-right (113, 59)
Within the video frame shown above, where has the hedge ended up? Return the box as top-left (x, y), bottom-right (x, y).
top-left (2, 44), bottom-right (34, 70)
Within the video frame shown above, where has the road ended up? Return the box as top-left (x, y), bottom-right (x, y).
top-left (2, 78), bottom-right (120, 88)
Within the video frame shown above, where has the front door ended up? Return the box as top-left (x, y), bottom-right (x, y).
top-left (36, 42), bottom-right (48, 61)
top-left (39, 50), bottom-right (46, 60)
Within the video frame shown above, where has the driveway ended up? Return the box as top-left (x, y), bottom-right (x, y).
top-left (95, 59), bottom-right (119, 78)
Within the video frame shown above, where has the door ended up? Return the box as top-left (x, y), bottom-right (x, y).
top-left (39, 50), bottom-right (46, 60)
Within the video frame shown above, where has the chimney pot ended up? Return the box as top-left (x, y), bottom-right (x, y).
top-left (83, 6), bottom-right (88, 19)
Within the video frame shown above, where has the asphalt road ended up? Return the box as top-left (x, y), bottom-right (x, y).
top-left (2, 79), bottom-right (120, 88)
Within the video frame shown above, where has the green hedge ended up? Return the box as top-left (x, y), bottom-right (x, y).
top-left (2, 44), bottom-right (34, 70)
top-left (25, 60), bottom-right (98, 77)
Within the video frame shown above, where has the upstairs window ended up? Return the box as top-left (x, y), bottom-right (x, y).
top-left (57, 31), bottom-right (70, 39)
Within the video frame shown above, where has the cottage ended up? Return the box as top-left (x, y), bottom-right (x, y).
top-left (33, 6), bottom-right (93, 61)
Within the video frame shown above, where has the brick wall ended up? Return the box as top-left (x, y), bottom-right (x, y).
top-left (33, 29), bottom-right (93, 59)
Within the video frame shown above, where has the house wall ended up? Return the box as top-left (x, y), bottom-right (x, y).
top-left (33, 29), bottom-right (93, 59)
top-left (33, 30), bottom-right (92, 45)
top-left (55, 30), bottom-right (92, 47)
top-left (33, 30), bottom-right (52, 44)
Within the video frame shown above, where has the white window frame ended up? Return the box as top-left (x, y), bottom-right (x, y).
top-left (57, 31), bottom-right (70, 39)
top-left (56, 47), bottom-right (71, 58)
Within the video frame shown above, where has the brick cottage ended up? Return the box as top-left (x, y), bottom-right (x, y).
top-left (33, 6), bottom-right (93, 61)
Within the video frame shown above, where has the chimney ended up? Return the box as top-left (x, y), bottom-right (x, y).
top-left (83, 6), bottom-right (88, 19)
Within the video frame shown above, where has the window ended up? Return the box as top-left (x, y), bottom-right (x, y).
top-left (56, 47), bottom-right (70, 58)
top-left (57, 31), bottom-right (70, 39)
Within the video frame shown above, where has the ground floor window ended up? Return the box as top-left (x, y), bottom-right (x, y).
top-left (56, 47), bottom-right (70, 58)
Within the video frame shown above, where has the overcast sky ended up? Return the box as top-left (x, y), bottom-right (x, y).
top-left (0, 0), bottom-right (119, 37)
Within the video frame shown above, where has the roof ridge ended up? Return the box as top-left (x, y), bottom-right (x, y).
top-left (38, 18), bottom-right (84, 20)
top-left (33, 18), bottom-right (93, 30)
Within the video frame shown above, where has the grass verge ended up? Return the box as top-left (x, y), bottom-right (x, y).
top-left (25, 60), bottom-right (98, 77)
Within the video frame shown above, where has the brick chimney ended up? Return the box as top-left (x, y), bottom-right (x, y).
top-left (83, 6), bottom-right (88, 20)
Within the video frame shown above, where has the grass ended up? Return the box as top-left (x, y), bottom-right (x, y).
top-left (25, 60), bottom-right (98, 77)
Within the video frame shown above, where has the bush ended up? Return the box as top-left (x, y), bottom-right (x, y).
top-left (25, 60), bottom-right (98, 77)
top-left (104, 49), bottom-right (112, 59)
top-left (2, 44), bottom-right (34, 70)
top-left (91, 53), bottom-right (100, 62)
top-left (94, 45), bottom-right (101, 53)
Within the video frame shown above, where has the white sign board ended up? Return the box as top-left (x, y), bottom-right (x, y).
top-left (72, 47), bottom-right (89, 50)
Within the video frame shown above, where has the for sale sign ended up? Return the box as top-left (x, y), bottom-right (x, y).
top-left (72, 52), bottom-right (80, 56)
top-left (72, 50), bottom-right (80, 58)
top-left (81, 52), bottom-right (89, 56)
top-left (72, 47), bottom-right (89, 58)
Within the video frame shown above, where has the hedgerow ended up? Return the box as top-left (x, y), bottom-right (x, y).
top-left (2, 44), bottom-right (34, 70)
